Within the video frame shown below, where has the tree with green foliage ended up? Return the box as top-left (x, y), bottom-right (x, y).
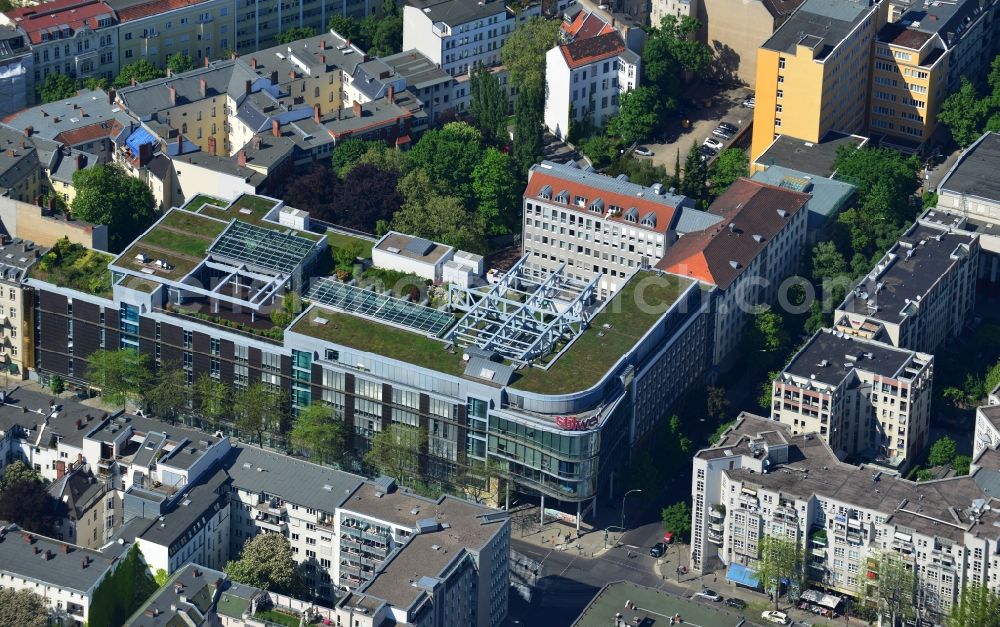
top-left (953, 455), bottom-right (972, 476)
top-left (195, 373), bottom-right (230, 430)
top-left (758, 370), bottom-right (779, 411)
top-left (469, 66), bottom-right (507, 143)
top-left (290, 402), bottom-right (347, 465)
top-left (948, 582), bottom-right (1000, 627)
top-left (938, 77), bottom-right (993, 147)
top-left (87, 544), bottom-right (158, 627)
top-left (709, 148), bottom-right (748, 196)
top-left (0, 589), bottom-right (49, 627)
top-left (365, 423), bottom-right (426, 483)
top-left (500, 17), bottom-right (561, 92)
top-left (671, 149), bottom-right (681, 190)
top-left (513, 81), bottom-right (545, 176)
top-left (706, 385), bottom-right (730, 425)
top-left (83, 76), bottom-right (110, 91)
top-left (233, 382), bottom-right (286, 445)
top-left (114, 59), bottom-right (166, 88)
top-left (37, 72), bottom-right (79, 103)
top-left (86, 349), bottom-right (151, 409)
top-left (334, 240), bottom-right (365, 272)
top-left (661, 501), bottom-right (691, 541)
top-left (0, 463), bottom-right (58, 536)
top-left (71, 163), bottom-right (156, 251)
top-left (153, 569), bottom-right (169, 587)
top-left (144, 361), bottom-right (188, 424)
top-left (393, 185), bottom-right (486, 253)
top-left (166, 52), bottom-right (195, 74)
top-left (810, 241), bottom-right (849, 283)
top-left (928, 436), bottom-right (957, 467)
top-left (868, 550), bottom-right (917, 627)
top-left (680, 142), bottom-right (707, 204)
top-left (643, 16), bottom-right (711, 111)
top-left (580, 135), bottom-right (620, 169)
top-left (711, 420), bottom-right (736, 444)
top-left (328, 14), bottom-right (363, 43)
top-left (331, 138), bottom-right (374, 176)
top-left (355, 141), bottom-right (409, 174)
top-left (226, 534), bottom-right (302, 594)
top-left (407, 122), bottom-right (485, 204)
top-left (274, 26), bottom-right (316, 45)
top-left (49, 374), bottom-right (65, 395)
top-left (472, 147), bottom-right (519, 236)
top-left (757, 535), bottom-right (802, 609)
top-left (362, 6), bottom-right (403, 57)
top-left (750, 310), bottom-right (789, 354)
top-left (607, 86), bottom-right (661, 144)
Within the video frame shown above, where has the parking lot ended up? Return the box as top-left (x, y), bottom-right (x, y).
top-left (641, 84), bottom-right (755, 170)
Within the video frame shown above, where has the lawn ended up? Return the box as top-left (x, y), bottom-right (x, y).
top-left (327, 230), bottom-right (375, 259)
top-left (253, 608), bottom-right (300, 627)
top-left (512, 272), bottom-right (691, 394)
top-left (184, 194), bottom-right (226, 214)
top-left (160, 209), bottom-right (228, 239)
top-left (291, 308), bottom-right (466, 376)
top-left (140, 227), bottom-right (212, 258)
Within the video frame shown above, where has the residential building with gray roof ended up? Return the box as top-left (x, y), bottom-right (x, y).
top-left (691, 411), bottom-right (1000, 624)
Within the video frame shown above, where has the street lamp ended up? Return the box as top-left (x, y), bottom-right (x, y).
top-left (620, 489), bottom-right (642, 539)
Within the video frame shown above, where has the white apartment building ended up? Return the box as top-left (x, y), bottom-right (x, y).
top-left (771, 329), bottom-right (933, 472)
top-left (403, 0), bottom-right (536, 77)
top-left (691, 413), bottom-right (1000, 624)
top-left (659, 178), bottom-right (810, 367)
top-left (650, 0), bottom-right (696, 24)
top-left (0, 522), bottom-right (122, 626)
top-left (834, 221), bottom-right (979, 355)
top-left (544, 9), bottom-right (640, 140)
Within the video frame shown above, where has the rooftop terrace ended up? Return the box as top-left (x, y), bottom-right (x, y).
top-left (28, 240), bottom-right (113, 298)
top-left (116, 209), bottom-right (228, 278)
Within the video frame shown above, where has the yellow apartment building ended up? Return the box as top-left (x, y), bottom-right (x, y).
top-left (750, 0), bottom-right (889, 163)
top-left (870, 25), bottom-right (946, 150)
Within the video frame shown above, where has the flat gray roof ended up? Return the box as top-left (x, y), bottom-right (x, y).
top-left (938, 132), bottom-right (1000, 203)
top-left (0, 387), bottom-right (111, 451)
top-left (406, 0), bottom-right (511, 27)
top-left (755, 132), bottom-right (867, 178)
top-left (783, 329), bottom-right (918, 385)
top-left (381, 50), bottom-right (453, 89)
top-left (840, 222), bottom-right (976, 325)
top-left (763, 0), bottom-right (876, 58)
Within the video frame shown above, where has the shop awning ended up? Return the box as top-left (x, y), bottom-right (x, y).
top-left (726, 562), bottom-right (760, 588)
top-left (800, 589), bottom-right (841, 609)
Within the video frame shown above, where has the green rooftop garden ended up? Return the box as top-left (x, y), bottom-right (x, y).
top-left (253, 608), bottom-right (301, 627)
top-left (29, 238), bottom-right (113, 298)
top-left (115, 209), bottom-right (229, 276)
top-left (291, 309), bottom-right (466, 376)
top-left (184, 194), bottom-right (227, 214)
top-left (327, 231), bottom-right (375, 260)
top-left (512, 272), bottom-right (691, 394)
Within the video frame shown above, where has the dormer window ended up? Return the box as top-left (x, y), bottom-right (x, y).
top-left (556, 189), bottom-right (570, 204)
top-left (574, 195), bottom-right (588, 208)
top-left (624, 207), bottom-right (639, 223)
top-left (537, 184), bottom-right (552, 200)
top-left (589, 198), bottom-right (604, 214)
top-left (641, 212), bottom-right (657, 228)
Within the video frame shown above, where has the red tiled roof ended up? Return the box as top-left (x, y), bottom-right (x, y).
top-left (54, 119), bottom-right (123, 146)
top-left (560, 32), bottom-right (625, 69)
top-left (5, 0), bottom-right (115, 44)
top-left (524, 169), bottom-right (681, 233)
top-left (561, 10), bottom-right (615, 40)
top-left (657, 179), bottom-right (810, 289)
top-left (116, 0), bottom-right (210, 22)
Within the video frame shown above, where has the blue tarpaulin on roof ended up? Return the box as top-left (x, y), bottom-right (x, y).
top-left (727, 562), bottom-right (760, 588)
top-left (126, 127), bottom-right (156, 155)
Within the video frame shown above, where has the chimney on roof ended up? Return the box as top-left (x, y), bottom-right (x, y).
top-left (207, 136), bottom-right (216, 156)
top-left (252, 137), bottom-right (262, 150)
top-left (313, 103), bottom-right (321, 124)
top-left (81, 558), bottom-right (87, 568)
top-left (199, 78), bottom-right (207, 98)
top-left (166, 68), bottom-right (172, 78)
top-left (131, 77), bottom-right (136, 87)
top-left (387, 84), bottom-right (394, 101)
top-left (289, 70), bottom-right (296, 81)
top-left (175, 134), bottom-right (183, 154)
top-left (204, 56), bottom-right (209, 68)
top-left (79, 107), bottom-right (86, 117)
top-left (237, 149), bottom-right (246, 166)
top-left (137, 141), bottom-right (152, 167)
top-left (231, 51), bottom-right (239, 60)
top-left (47, 196), bottom-right (56, 212)
top-left (75, 153), bottom-right (84, 170)
top-left (352, 101), bottom-right (362, 116)
top-left (168, 85), bottom-right (176, 106)
top-left (61, 543), bottom-right (69, 554)
top-left (345, 38), bottom-right (351, 47)
top-left (251, 57), bottom-right (258, 69)
top-left (319, 38), bottom-right (326, 50)
top-left (23, 126), bottom-right (33, 138)
top-left (271, 119), bottom-right (280, 137)
top-left (270, 70), bottom-right (278, 85)
top-left (108, 88), bottom-right (115, 105)
top-left (245, 79), bottom-right (252, 95)
top-left (320, 54), bottom-right (326, 64)
top-left (337, 106), bottom-right (342, 120)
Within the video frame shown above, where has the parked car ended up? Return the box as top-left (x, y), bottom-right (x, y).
top-left (694, 589), bottom-right (722, 602)
top-left (649, 542), bottom-right (666, 558)
top-left (742, 95), bottom-right (756, 108)
top-left (718, 122), bottom-right (739, 134)
top-left (663, 531), bottom-right (674, 544)
top-left (761, 610), bottom-right (791, 624)
top-left (726, 598), bottom-right (747, 610)
top-left (712, 127), bottom-right (734, 140)
top-left (634, 146), bottom-right (654, 157)
top-left (703, 137), bottom-right (723, 150)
